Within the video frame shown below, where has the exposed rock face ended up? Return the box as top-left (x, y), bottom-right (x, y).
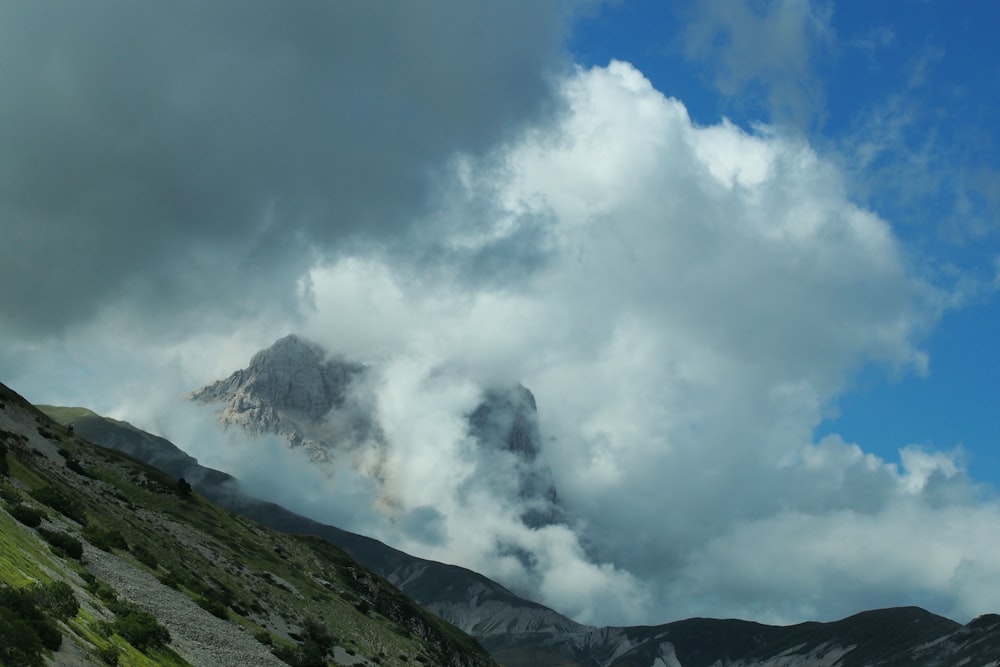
top-left (468, 385), bottom-right (561, 527)
top-left (186, 334), bottom-right (366, 459)
top-left (187, 335), bottom-right (562, 526)
top-left (469, 385), bottom-right (541, 460)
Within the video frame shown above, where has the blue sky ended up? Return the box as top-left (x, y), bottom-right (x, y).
top-left (571, 0), bottom-right (1000, 486)
top-left (2, 1), bottom-right (1000, 627)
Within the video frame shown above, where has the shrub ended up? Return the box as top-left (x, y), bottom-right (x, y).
top-left (0, 484), bottom-right (20, 503)
top-left (0, 607), bottom-right (46, 667)
top-left (29, 581), bottom-right (79, 621)
top-left (65, 457), bottom-right (90, 477)
top-left (0, 585), bottom-right (64, 665)
top-left (130, 544), bottom-right (158, 570)
top-left (111, 606), bottom-right (171, 651)
top-left (7, 502), bottom-right (43, 527)
top-left (196, 596), bottom-right (228, 619)
top-left (157, 571), bottom-right (181, 589)
top-left (0, 441), bottom-right (8, 476)
top-left (37, 528), bottom-right (84, 560)
top-left (272, 618), bottom-right (335, 667)
top-left (176, 478), bottom-right (193, 499)
top-left (95, 645), bottom-right (119, 666)
top-left (84, 526), bottom-right (128, 552)
top-left (85, 578), bottom-right (118, 603)
top-left (29, 486), bottom-right (87, 525)
top-left (272, 643), bottom-right (328, 667)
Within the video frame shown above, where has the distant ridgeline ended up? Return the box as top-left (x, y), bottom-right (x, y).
top-left (22, 361), bottom-right (1000, 667)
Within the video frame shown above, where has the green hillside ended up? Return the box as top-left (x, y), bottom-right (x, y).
top-left (0, 381), bottom-right (497, 667)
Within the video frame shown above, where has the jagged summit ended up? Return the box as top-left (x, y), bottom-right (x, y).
top-left (470, 385), bottom-right (541, 461)
top-left (190, 334), bottom-right (364, 421)
top-left (186, 335), bottom-right (366, 455)
top-left (187, 335), bottom-right (563, 524)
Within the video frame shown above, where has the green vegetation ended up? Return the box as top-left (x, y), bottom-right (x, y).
top-left (108, 602), bottom-right (172, 651)
top-left (37, 527), bottom-right (85, 560)
top-left (34, 405), bottom-right (100, 423)
top-left (7, 501), bottom-right (43, 527)
top-left (0, 581), bottom-right (78, 666)
top-left (130, 544), bottom-right (158, 569)
top-left (29, 485), bottom-right (88, 525)
top-left (0, 389), bottom-right (499, 667)
top-left (84, 525), bottom-right (129, 552)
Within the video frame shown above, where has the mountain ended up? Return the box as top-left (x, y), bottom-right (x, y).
top-left (0, 381), bottom-right (498, 667)
top-left (38, 401), bottom-right (588, 665)
top-left (184, 335), bottom-right (367, 461)
top-left (38, 394), bottom-right (1000, 666)
top-left (186, 334), bottom-right (561, 524)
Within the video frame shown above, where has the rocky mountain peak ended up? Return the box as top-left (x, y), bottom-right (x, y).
top-left (469, 385), bottom-right (541, 461)
top-left (186, 335), bottom-right (366, 445)
top-left (188, 335), bottom-right (561, 524)
top-left (242, 334), bottom-right (363, 419)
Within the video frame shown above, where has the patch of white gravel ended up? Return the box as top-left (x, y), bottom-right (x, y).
top-left (83, 544), bottom-right (286, 667)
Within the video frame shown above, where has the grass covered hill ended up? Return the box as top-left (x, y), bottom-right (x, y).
top-left (0, 380), bottom-right (497, 667)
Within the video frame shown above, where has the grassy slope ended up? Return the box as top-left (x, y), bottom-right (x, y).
top-left (2, 383), bottom-right (496, 667)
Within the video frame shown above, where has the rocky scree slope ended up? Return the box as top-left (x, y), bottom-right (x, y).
top-left (41, 393), bottom-right (1000, 667)
top-left (0, 380), bottom-right (497, 667)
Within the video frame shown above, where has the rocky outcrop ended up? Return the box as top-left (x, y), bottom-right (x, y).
top-left (186, 334), bottom-right (366, 459)
top-left (467, 384), bottom-right (561, 527)
top-left (186, 335), bottom-right (563, 526)
top-left (189, 334), bottom-right (363, 422)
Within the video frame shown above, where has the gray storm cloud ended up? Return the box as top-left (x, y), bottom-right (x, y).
top-left (0, 0), bottom-right (571, 336)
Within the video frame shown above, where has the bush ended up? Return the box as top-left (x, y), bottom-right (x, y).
top-left (29, 581), bottom-right (79, 621)
top-left (196, 596), bottom-right (228, 619)
top-left (65, 457), bottom-right (90, 477)
top-left (0, 607), bottom-right (46, 667)
top-left (156, 571), bottom-right (181, 590)
top-left (29, 486), bottom-right (87, 525)
top-left (272, 643), bottom-right (328, 667)
top-left (85, 578), bottom-right (118, 603)
top-left (0, 585), bottom-right (64, 665)
top-left (111, 606), bottom-right (171, 651)
top-left (273, 618), bottom-right (335, 667)
top-left (0, 441), bottom-right (8, 476)
top-left (7, 502), bottom-right (43, 527)
top-left (0, 484), bottom-right (20, 503)
top-left (176, 478), bottom-right (193, 499)
top-left (84, 526), bottom-right (128, 552)
top-left (95, 644), bottom-right (120, 665)
top-left (37, 528), bottom-right (84, 560)
top-left (130, 544), bottom-right (158, 570)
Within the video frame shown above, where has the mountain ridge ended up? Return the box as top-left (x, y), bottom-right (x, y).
top-left (1, 379), bottom-right (499, 667)
top-left (39, 395), bottom-right (1000, 667)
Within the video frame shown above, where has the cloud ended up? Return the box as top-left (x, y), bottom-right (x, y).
top-left (5, 11), bottom-right (1000, 627)
top-left (266, 61), bottom-right (1000, 626)
top-left (680, 0), bottom-right (833, 127)
top-left (0, 1), bottom-right (572, 338)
